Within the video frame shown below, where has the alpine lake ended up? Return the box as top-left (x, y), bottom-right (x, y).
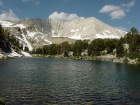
top-left (0, 57), bottom-right (140, 105)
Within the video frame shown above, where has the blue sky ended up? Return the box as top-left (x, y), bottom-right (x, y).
top-left (0, 0), bottom-right (139, 32)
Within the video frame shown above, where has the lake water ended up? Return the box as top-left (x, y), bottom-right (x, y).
top-left (0, 57), bottom-right (140, 105)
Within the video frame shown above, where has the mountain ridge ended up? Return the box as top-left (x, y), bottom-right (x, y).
top-left (31, 17), bottom-right (126, 39)
top-left (0, 17), bottom-right (127, 52)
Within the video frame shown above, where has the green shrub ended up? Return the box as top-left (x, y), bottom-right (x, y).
top-left (0, 98), bottom-right (5, 105)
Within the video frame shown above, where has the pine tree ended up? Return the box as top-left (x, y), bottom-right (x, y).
top-left (116, 40), bottom-right (124, 57)
top-left (64, 50), bottom-right (68, 57)
top-left (24, 46), bottom-right (29, 52)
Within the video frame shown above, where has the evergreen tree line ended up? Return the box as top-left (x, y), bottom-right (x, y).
top-left (32, 39), bottom-right (118, 57)
top-left (118, 27), bottom-right (140, 60)
top-left (4, 29), bottom-right (23, 51)
top-left (0, 24), bottom-right (12, 52)
top-left (32, 40), bottom-right (88, 57)
top-left (0, 24), bottom-right (23, 52)
top-left (1, 24), bottom-right (140, 61)
top-left (32, 27), bottom-right (140, 61)
top-left (31, 40), bottom-right (89, 57)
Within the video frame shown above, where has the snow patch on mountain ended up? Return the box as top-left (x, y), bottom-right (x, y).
top-left (0, 54), bottom-right (5, 59)
top-left (83, 27), bottom-right (87, 31)
top-left (27, 31), bottom-right (36, 38)
top-left (0, 21), bottom-right (26, 29)
top-left (0, 21), bottom-right (13, 27)
top-left (69, 34), bottom-right (82, 40)
top-left (44, 39), bottom-right (52, 44)
top-left (104, 30), bottom-right (111, 33)
top-left (51, 30), bottom-right (60, 37)
top-left (69, 34), bottom-right (89, 40)
top-left (116, 29), bottom-right (127, 35)
top-left (0, 17), bottom-right (127, 52)
top-left (21, 51), bottom-right (32, 57)
top-left (14, 24), bottom-right (26, 29)
top-left (70, 29), bottom-right (79, 33)
top-left (35, 37), bottom-right (39, 42)
top-left (31, 17), bottom-right (126, 41)
top-left (96, 33), bottom-right (120, 39)
top-left (21, 32), bottom-right (33, 51)
top-left (6, 49), bottom-right (22, 57)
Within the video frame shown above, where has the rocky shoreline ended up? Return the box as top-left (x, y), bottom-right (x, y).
top-left (1, 52), bottom-right (139, 64)
top-left (96, 54), bottom-right (138, 64)
top-left (32, 54), bottom-right (139, 64)
top-left (0, 50), bottom-right (32, 60)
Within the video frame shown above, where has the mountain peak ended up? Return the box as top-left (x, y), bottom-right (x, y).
top-left (0, 17), bottom-right (127, 52)
top-left (31, 17), bottom-right (126, 40)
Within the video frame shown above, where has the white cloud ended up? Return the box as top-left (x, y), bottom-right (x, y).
top-left (22, 0), bottom-right (40, 6)
top-left (0, 0), bottom-right (3, 6)
top-left (0, 9), bottom-right (19, 21)
top-left (127, 21), bottom-right (131, 24)
top-left (127, 0), bottom-right (135, 7)
top-left (116, 26), bottom-right (127, 31)
top-left (99, 0), bottom-right (135, 19)
top-left (48, 11), bottom-right (85, 22)
top-left (110, 9), bottom-right (125, 19)
top-left (99, 5), bottom-right (120, 13)
top-left (122, 0), bottom-right (135, 8)
top-left (121, 0), bottom-right (135, 12)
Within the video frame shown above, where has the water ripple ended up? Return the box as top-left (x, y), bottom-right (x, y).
top-left (0, 58), bottom-right (140, 104)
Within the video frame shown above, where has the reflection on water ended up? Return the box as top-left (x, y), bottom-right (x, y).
top-left (0, 58), bottom-right (140, 105)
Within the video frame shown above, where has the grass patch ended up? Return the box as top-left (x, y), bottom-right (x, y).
top-left (0, 98), bottom-right (5, 105)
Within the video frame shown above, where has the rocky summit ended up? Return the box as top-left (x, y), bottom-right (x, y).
top-left (0, 17), bottom-right (127, 51)
top-left (31, 17), bottom-right (126, 39)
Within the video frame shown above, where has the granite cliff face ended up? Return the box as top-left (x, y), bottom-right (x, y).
top-left (0, 17), bottom-right (127, 52)
top-left (31, 17), bottom-right (126, 40)
top-left (0, 20), bottom-right (52, 51)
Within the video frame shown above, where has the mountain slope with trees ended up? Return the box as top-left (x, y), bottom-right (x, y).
top-left (0, 24), bottom-right (31, 59)
top-left (0, 25), bottom-right (12, 53)
top-left (32, 27), bottom-right (140, 64)
top-left (0, 17), bottom-right (127, 53)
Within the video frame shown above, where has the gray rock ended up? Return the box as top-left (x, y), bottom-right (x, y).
top-left (31, 17), bottom-right (126, 40)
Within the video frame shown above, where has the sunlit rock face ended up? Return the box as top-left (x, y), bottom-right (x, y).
top-left (31, 17), bottom-right (126, 40)
top-left (0, 17), bottom-right (126, 51)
